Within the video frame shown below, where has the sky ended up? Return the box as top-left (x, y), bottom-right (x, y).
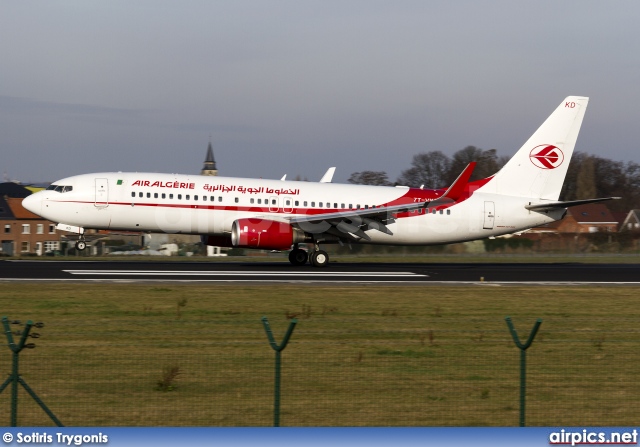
top-left (2, 1), bottom-right (640, 184)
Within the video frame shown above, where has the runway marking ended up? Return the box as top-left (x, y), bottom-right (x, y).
top-left (62, 269), bottom-right (426, 277)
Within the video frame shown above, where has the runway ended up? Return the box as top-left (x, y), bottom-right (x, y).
top-left (2, 259), bottom-right (640, 284)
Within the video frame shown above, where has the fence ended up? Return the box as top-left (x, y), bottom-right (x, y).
top-left (1, 315), bottom-right (639, 426)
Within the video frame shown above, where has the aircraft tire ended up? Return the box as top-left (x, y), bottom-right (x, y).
top-left (310, 250), bottom-right (329, 268)
top-left (76, 241), bottom-right (87, 251)
top-left (288, 248), bottom-right (308, 266)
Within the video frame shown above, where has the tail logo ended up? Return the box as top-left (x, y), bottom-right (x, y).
top-left (529, 145), bottom-right (564, 169)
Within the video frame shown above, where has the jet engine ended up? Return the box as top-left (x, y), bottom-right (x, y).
top-left (231, 218), bottom-right (307, 250)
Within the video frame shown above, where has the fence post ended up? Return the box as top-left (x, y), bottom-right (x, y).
top-left (505, 316), bottom-right (542, 427)
top-left (261, 316), bottom-right (297, 427)
top-left (0, 317), bottom-right (63, 427)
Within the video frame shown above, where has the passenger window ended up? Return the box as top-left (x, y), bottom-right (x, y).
top-left (271, 199), bottom-right (276, 205)
top-left (447, 210), bottom-right (450, 215)
top-left (235, 197), bottom-right (239, 203)
top-left (178, 194), bottom-right (182, 200)
top-left (341, 203), bottom-right (345, 209)
top-left (319, 202), bottom-right (323, 207)
top-left (203, 196), bottom-right (207, 201)
top-left (258, 199), bottom-right (262, 204)
top-left (131, 192), bottom-right (135, 198)
top-left (154, 193), bottom-right (158, 199)
top-left (218, 197), bottom-right (222, 202)
top-left (162, 193), bottom-right (166, 199)
top-left (194, 195), bottom-right (198, 201)
top-left (147, 192), bottom-right (151, 198)
top-left (286, 200), bottom-right (290, 206)
top-left (295, 200), bottom-right (299, 206)
top-left (440, 210), bottom-right (443, 215)
top-left (138, 192), bottom-right (143, 198)
top-left (186, 195), bottom-right (190, 200)
top-left (304, 201), bottom-right (308, 207)
top-left (334, 203), bottom-right (338, 208)
top-left (311, 202), bottom-right (315, 207)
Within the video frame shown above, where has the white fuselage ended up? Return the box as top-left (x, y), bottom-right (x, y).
top-left (23, 171), bottom-right (562, 245)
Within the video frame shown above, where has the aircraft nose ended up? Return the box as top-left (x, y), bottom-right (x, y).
top-left (22, 193), bottom-right (42, 216)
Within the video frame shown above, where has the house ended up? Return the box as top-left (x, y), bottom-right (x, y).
top-left (0, 197), bottom-right (62, 256)
top-left (620, 210), bottom-right (640, 232)
top-left (531, 203), bottom-right (620, 234)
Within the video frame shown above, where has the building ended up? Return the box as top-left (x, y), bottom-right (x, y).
top-left (1, 197), bottom-right (62, 256)
top-left (532, 203), bottom-right (620, 234)
top-left (620, 210), bottom-right (640, 232)
top-left (201, 141), bottom-right (218, 177)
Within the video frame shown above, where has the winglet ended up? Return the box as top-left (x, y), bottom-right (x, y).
top-left (319, 167), bottom-right (336, 183)
top-left (441, 162), bottom-right (476, 201)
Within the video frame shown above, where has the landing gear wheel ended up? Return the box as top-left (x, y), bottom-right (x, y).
top-left (288, 248), bottom-right (308, 266)
top-left (310, 250), bottom-right (329, 268)
top-left (75, 240), bottom-right (87, 251)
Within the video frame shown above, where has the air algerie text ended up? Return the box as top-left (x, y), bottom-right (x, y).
top-left (131, 180), bottom-right (195, 189)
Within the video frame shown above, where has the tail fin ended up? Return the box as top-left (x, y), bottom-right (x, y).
top-left (479, 96), bottom-right (589, 200)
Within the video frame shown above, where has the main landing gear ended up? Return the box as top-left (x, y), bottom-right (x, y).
top-left (288, 244), bottom-right (329, 268)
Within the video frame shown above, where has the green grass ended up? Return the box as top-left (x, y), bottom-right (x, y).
top-left (0, 283), bottom-right (639, 426)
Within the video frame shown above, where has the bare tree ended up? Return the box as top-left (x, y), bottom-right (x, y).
top-left (396, 151), bottom-right (451, 188)
top-left (446, 146), bottom-right (505, 184)
top-left (347, 171), bottom-right (392, 186)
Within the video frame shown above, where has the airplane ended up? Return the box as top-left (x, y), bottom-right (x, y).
top-left (22, 96), bottom-right (618, 267)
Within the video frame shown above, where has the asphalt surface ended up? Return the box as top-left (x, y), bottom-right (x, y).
top-left (2, 259), bottom-right (640, 284)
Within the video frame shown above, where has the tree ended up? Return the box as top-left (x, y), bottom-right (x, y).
top-left (575, 155), bottom-right (596, 200)
top-left (347, 171), bottom-right (392, 186)
top-left (396, 151), bottom-right (451, 188)
top-left (446, 146), bottom-right (506, 184)
top-left (561, 152), bottom-right (640, 212)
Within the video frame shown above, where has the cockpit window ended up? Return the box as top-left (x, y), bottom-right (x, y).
top-left (46, 185), bottom-right (73, 193)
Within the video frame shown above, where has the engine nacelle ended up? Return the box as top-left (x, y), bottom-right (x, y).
top-left (231, 218), bottom-right (306, 250)
top-left (200, 235), bottom-right (233, 247)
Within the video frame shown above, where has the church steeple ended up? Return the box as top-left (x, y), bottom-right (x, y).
top-left (201, 140), bottom-right (218, 176)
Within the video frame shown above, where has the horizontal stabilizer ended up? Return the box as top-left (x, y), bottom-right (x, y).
top-left (525, 197), bottom-right (621, 212)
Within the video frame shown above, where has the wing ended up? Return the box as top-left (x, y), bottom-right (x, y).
top-left (287, 163), bottom-right (476, 242)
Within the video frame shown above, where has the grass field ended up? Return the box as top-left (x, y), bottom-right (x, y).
top-left (1, 282), bottom-right (639, 426)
